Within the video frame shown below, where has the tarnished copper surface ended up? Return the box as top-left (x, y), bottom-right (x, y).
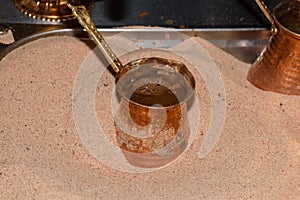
top-left (116, 99), bottom-right (187, 153)
top-left (114, 57), bottom-right (195, 168)
top-left (13, 0), bottom-right (93, 22)
top-left (248, 0), bottom-right (300, 95)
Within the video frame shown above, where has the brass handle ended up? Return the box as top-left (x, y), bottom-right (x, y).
top-left (254, 0), bottom-right (278, 35)
top-left (67, 2), bottom-right (123, 73)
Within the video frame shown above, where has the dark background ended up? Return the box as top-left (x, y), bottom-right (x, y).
top-left (0, 0), bottom-right (282, 28)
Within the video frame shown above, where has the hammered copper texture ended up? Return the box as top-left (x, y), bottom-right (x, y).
top-left (248, 0), bottom-right (300, 95)
top-left (248, 25), bottom-right (300, 95)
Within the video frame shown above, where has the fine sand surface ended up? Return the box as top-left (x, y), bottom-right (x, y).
top-left (0, 30), bottom-right (15, 45)
top-left (0, 32), bottom-right (299, 199)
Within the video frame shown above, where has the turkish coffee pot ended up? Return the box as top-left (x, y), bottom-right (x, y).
top-left (248, 0), bottom-right (300, 95)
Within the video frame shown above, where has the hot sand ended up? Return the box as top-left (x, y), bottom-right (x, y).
top-left (0, 32), bottom-right (299, 199)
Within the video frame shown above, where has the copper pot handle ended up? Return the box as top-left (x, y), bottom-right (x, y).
top-left (255, 0), bottom-right (278, 35)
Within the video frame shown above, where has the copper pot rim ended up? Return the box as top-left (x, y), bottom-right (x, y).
top-left (273, 17), bottom-right (300, 40)
top-left (115, 56), bottom-right (196, 110)
top-left (273, 1), bottom-right (300, 39)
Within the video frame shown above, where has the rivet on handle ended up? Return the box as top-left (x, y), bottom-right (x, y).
top-left (255, 0), bottom-right (278, 35)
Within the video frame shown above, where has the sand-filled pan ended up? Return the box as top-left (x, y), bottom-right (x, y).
top-left (0, 28), bottom-right (299, 198)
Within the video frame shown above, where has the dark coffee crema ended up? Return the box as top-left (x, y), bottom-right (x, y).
top-left (129, 83), bottom-right (180, 107)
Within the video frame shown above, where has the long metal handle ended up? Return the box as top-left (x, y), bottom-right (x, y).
top-left (67, 3), bottom-right (123, 73)
top-left (254, 0), bottom-right (278, 35)
top-left (255, 0), bottom-right (274, 24)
